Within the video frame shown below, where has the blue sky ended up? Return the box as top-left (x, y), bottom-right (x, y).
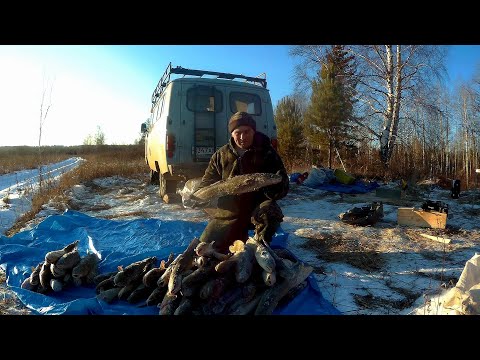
top-left (0, 45), bottom-right (478, 146)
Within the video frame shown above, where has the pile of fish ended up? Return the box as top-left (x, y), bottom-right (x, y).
top-left (21, 240), bottom-right (99, 293)
top-left (94, 237), bottom-right (313, 315)
top-left (94, 256), bottom-right (158, 304)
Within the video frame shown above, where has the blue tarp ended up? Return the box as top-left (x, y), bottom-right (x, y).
top-left (304, 179), bottom-right (380, 194)
top-left (0, 210), bottom-right (340, 315)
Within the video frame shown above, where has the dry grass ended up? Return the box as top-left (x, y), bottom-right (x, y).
top-left (103, 210), bottom-right (151, 219)
top-left (353, 293), bottom-right (418, 312)
top-left (4, 144), bottom-right (147, 237)
top-left (0, 270), bottom-right (32, 315)
top-left (416, 271), bottom-right (458, 286)
top-left (0, 146), bottom-right (75, 175)
top-left (300, 232), bottom-right (385, 272)
top-left (352, 281), bottom-right (423, 313)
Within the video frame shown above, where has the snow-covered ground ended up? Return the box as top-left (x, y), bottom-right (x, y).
top-left (0, 157), bottom-right (84, 234)
top-left (1, 157), bottom-right (480, 315)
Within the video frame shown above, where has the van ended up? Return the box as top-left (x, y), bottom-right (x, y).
top-left (141, 63), bottom-right (278, 198)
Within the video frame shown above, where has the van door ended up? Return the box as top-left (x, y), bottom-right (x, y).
top-left (228, 88), bottom-right (265, 132)
top-left (186, 85), bottom-right (224, 163)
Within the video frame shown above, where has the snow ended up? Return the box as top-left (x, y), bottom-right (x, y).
top-left (0, 157), bottom-right (84, 234)
top-left (1, 158), bottom-right (480, 315)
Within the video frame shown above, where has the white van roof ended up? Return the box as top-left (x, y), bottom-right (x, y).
top-left (151, 63), bottom-right (268, 110)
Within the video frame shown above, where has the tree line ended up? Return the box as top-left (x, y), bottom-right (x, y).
top-left (275, 45), bottom-right (480, 189)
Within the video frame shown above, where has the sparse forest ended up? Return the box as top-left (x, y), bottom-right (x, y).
top-left (275, 45), bottom-right (480, 189)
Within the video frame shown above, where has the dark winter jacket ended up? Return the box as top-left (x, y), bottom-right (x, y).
top-left (197, 131), bottom-right (289, 220)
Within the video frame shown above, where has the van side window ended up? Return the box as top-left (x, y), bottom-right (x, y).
top-left (186, 86), bottom-right (223, 113)
top-left (229, 92), bottom-right (262, 115)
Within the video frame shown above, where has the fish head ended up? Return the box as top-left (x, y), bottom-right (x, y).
top-left (195, 256), bottom-right (206, 267)
top-left (195, 242), bottom-right (210, 256)
top-left (72, 267), bottom-right (82, 278)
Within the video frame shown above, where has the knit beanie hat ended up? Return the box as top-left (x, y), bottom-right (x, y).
top-left (228, 112), bottom-right (256, 133)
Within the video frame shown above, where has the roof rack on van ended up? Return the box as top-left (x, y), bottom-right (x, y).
top-left (151, 62), bottom-right (267, 108)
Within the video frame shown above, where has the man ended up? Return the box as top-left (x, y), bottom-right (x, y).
top-left (188, 111), bottom-right (289, 254)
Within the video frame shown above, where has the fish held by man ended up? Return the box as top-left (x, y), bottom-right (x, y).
top-left (191, 173), bottom-right (282, 203)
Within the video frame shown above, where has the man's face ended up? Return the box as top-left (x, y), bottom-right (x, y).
top-left (232, 125), bottom-right (255, 150)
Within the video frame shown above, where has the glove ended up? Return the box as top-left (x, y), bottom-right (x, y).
top-left (182, 193), bottom-right (212, 209)
top-left (264, 170), bottom-right (288, 200)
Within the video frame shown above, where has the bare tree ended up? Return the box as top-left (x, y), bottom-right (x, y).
top-left (84, 126), bottom-right (106, 145)
top-left (290, 45), bottom-right (447, 169)
top-left (38, 72), bottom-right (54, 189)
top-left (39, 75), bottom-right (54, 148)
top-left (94, 125), bottom-right (106, 145)
top-left (457, 83), bottom-right (478, 188)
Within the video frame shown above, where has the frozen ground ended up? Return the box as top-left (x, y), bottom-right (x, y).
top-left (1, 158), bottom-right (480, 315)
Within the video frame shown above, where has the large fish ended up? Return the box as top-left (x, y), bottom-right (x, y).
top-left (50, 263), bottom-right (66, 278)
top-left (93, 272), bottom-right (117, 285)
top-left (29, 262), bottom-right (43, 286)
top-left (158, 293), bottom-right (180, 315)
top-left (127, 283), bottom-right (153, 304)
top-left (50, 278), bottom-right (63, 292)
top-left (159, 238), bottom-right (199, 288)
top-left (97, 287), bottom-right (121, 304)
top-left (114, 256), bottom-right (156, 287)
top-left (229, 295), bottom-right (263, 315)
top-left (195, 241), bottom-right (229, 261)
top-left (246, 238), bottom-right (275, 273)
top-left (143, 267), bottom-right (166, 288)
top-left (174, 297), bottom-right (195, 315)
top-left (210, 287), bottom-right (243, 315)
top-left (260, 239), bottom-right (295, 279)
top-left (181, 261), bottom-right (217, 297)
top-left (167, 262), bottom-right (184, 296)
top-left (254, 261), bottom-right (313, 315)
top-left (95, 275), bottom-right (116, 294)
top-left (21, 277), bottom-right (37, 291)
top-left (191, 173), bottom-right (282, 203)
top-left (146, 287), bottom-right (168, 306)
top-left (234, 242), bottom-right (256, 283)
top-left (39, 262), bottom-right (52, 290)
top-left (44, 240), bottom-right (79, 264)
top-left (118, 281), bottom-right (140, 300)
top-left (55, 250), bottom-right (81, 270)
top-left (72, 253), bottom-right (99, 279)
top-left (262, 270), bottom-right (276, 287)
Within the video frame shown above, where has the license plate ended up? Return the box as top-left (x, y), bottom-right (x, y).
top-left (196, 147), bottom-right (214, 155)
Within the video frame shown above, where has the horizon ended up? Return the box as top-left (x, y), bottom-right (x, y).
top-left (0, 45), bottom-right (479, 147)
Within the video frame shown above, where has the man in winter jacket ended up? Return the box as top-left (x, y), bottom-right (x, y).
top-left (190, 111), bottom-right (289, 254)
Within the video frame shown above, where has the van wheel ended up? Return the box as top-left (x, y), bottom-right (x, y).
top-left (159, 174), bottom-right (177, 197)
top-left (151, 170), bottom-right (160, 185)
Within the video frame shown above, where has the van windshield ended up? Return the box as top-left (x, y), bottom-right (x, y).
top-left (230, 92), bottom-right (262, 115)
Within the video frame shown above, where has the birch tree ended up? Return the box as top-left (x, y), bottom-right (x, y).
top-left (290, 45), bottom-right (447, 168)
top-left (457, 83), bottom-right (478, 188)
